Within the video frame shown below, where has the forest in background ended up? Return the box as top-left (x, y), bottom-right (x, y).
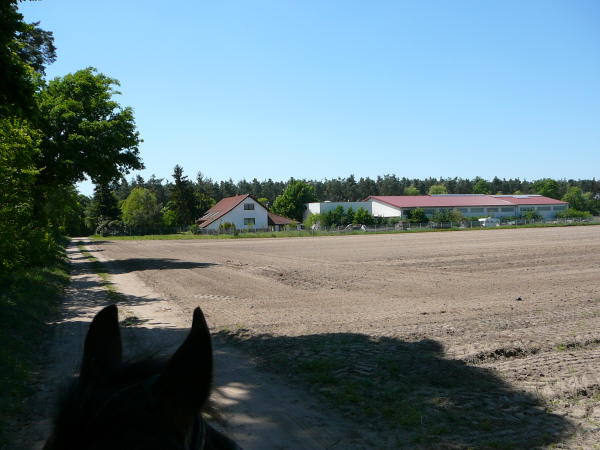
top-left (83, 171), bottom-right (600, 235)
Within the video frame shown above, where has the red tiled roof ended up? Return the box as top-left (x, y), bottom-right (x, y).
top-left (366, 195), bottom-right (565, 209)
top-left (196, 194), bottom-right (250, 228)
top-left (366, 195), bottom-right (512, 208)
top-left (492, 195), bottom-right (567, 205)
top-left (268, 212), bottom-right (295, 226)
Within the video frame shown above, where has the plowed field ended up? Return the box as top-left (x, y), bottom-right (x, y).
top-left (93, 226), bottom-right (600, 448)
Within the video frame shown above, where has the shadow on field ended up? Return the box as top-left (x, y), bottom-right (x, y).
top-left (104, 258), bottom-right (217, 274)
top-left (216, 330), bottom-right (575, 448)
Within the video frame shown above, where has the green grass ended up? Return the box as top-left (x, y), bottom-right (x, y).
top-left (92, 221), bottom-right (599, 241)
top-left (0, 252), bottom-right (70, 447)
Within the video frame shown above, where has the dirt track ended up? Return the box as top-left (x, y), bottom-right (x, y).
top-left (88, 226), bottom-right (600, 447)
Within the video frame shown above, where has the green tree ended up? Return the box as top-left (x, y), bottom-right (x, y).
top-left (408, 208), bottom-right (428, 223)
top-left (272, 181), bottom-right (316, 222)
top-left (562, 187), bottom-right (589, 212)
top-left (353, 207), bottom-right (373, 225)
top-left (85, 183), bottom-right (120, 231)
top-left (343, 207), bottom-right (355, 225)
top-left (428, 184), bottom-right (447, 195)
top-left (35, 68), bottom-right (143, 190)
top-left (472, 178), bottom-right (491, 194)
top-left (121, 188), bottom-right (161, 234)
top-left (167, 165), bottom-right (196, 226)
top-left (533, 178), bottom-right (560, 199)
top-left (403, 185), bottom-right (420, 195)
top-left (1, 2), bottom-right (56, 118)
top-left (0, 118), bottom-right (42, 270)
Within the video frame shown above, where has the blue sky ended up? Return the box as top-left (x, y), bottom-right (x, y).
top-left (20, 1), bottom-right (600, 195)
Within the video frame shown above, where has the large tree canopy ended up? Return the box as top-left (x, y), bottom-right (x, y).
top-left (36, 68), bottom-right (143, 188)
top-left (0, 1), bottom-right (56, 118)
top-left (272, 180), bottom-right (316, 222)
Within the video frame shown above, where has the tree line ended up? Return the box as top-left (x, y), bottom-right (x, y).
top-left (1, 1), bottom-right (142, 273)
top-left (86, 172), bottom-right (600, 234)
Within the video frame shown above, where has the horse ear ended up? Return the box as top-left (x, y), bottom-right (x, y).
top-left (80, 304), bottom-right (122, 384)
top-left (156, 307), bottom-right (213, 415)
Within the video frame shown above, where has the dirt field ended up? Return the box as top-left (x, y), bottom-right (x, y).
top-left (83, 226), bottom-right (600, 448)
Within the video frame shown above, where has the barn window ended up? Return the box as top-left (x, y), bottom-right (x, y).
top-left (244, 203), bottom-right (255, 210)
top-left (244, 218), bottom-right (256, 225)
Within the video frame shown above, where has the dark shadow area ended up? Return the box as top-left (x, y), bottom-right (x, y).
top-left (102, 258), bottom-right (217, 274)
top-left (84, 240), bottom-right (110, 246)
top-left (214, 330), bottom-right (575, 448)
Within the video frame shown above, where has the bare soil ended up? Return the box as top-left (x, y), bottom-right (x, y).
top-left (16, 226), bottom-right (600, 448)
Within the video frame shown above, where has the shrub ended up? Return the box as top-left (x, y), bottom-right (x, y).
top-left (408, 208), bottom-right (428, 223)
top-left (96, 220), bottom-right (127, 236)
top-left (304, 213), bottom-right (322, 228)
top-left (522, 210), bottom-right (542, 221)
top-left (556, 208), bottom-right (592, 219)
top-left (219, 222), bottom-right (236, 234)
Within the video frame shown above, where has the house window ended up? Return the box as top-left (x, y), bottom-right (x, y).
top-left (244, 218), bottom-right (255, 226)
top-left (537, 206), bottom-right (551, 211)
top-left (459, 208), bottom-right (469, 213)
top-left (244, 203), bottom-right (255, 210)
top-left (470, 208), bottom-right (484, 213)
top-left (424, 209), bottom-right (435, 215)
top-left (553, 205), bottom-right (566, 211)
top-left (486, 208), bottom-right (499, 212)
top-left (501, 207), bottom-right (514, 212)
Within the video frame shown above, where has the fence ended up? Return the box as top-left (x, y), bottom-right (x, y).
top-left (304, 216), bottom-right (598, 235)
top-left (99, 217), bottom-right (599, 237)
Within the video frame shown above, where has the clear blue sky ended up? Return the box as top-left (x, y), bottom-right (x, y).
top-left (20, 0), bottom-right (600, 195)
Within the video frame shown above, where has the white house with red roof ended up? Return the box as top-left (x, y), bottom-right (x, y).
top-left (196, 194), bottom-right (294, 231)
top-left (306, 194), bottom-right (568, 221)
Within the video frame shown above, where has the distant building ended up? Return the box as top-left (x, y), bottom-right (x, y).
top-left (305, 195), bottom-right (568, 221)
top-left (196, 194), bottom-right (294, 231)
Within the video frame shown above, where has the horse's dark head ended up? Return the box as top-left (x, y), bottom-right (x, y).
top-left (44, 305), bottom-right (240, 450)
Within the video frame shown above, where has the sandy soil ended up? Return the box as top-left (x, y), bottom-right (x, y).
top-left (15, 226), bottom-right (600, 448)
top-left (87, 226), bottom-right (600, 447)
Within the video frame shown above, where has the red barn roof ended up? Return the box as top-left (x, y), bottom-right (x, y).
top-left (196, 194), bottom-right (252, 228)
top-left (366, 195), bottom-right (565, 209)
top-left (268, 212), bottom-right (295, 226)
top-left (196, 195), bottom-right (295, 228)
top-left (492, 195), bottom-right (567, 205)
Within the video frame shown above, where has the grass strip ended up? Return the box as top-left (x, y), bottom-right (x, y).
top-left (0, 252), bottom-right (69, 447)
top-left (77, 244), bottom-right (125, 303)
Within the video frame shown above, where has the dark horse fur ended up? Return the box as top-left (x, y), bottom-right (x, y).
top-left (44, 305), bottom-right (240, 450)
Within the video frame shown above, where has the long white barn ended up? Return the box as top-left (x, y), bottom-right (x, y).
top-left (305, 194), bottom-right (568, 221)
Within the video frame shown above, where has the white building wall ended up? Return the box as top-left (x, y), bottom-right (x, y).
top-left (205, 198), bottom-right (269, 230)
top-left (304, 202), bottom-right (372, 220)
top-left (370, 200), bottom-right (402, 218)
